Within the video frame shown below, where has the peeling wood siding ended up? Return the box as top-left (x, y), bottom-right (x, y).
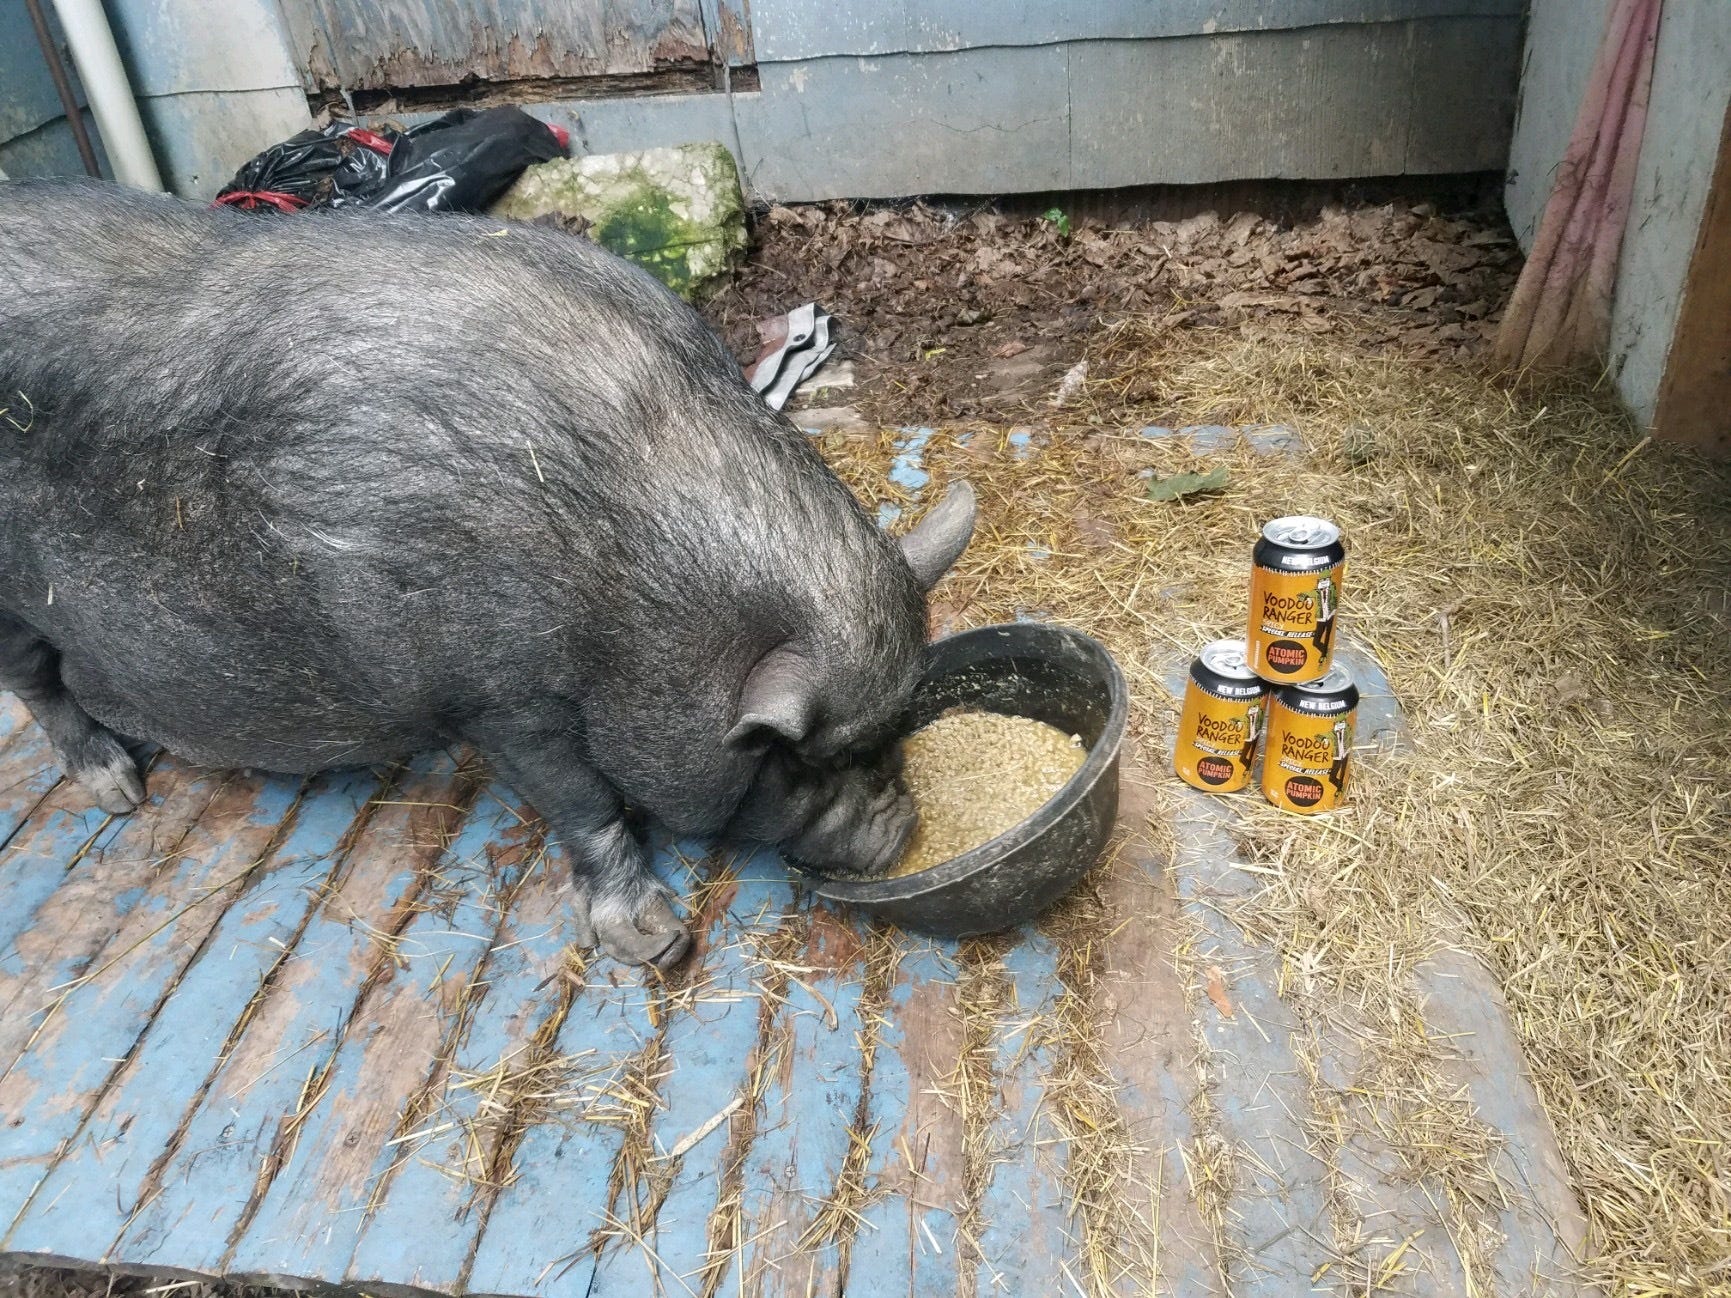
top-left (700, 0), bottom-right (754, 68)
top-left (276, 0), bottom-right (715, 94)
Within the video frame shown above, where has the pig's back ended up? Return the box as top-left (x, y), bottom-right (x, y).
top-left (0, 180), bottom-right (904, 693)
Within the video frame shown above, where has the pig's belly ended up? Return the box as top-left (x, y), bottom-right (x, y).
top-left (57, 651), bottom-right (439, 774)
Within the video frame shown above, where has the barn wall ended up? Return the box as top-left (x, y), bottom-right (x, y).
top-left (1506, 2), bottom-right (1731, 429)
top-left (4, 1), bottom-right (1523, 201)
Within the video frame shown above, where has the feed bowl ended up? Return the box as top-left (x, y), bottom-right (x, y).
top-left (808, 622), bottom-right (1128, 937)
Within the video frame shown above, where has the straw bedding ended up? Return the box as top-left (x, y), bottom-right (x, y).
top-left (814, 319), bottom-right (1731, 1296)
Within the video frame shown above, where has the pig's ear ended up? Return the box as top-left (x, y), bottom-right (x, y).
top-left (899, 480), bottom-right (977, 592)
top-left (727, 644), bottom-right (816, 748)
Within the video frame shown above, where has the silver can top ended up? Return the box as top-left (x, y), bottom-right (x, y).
top-left (1199, 639), bottom-right (1258, 681)
top-left (1262, 516), bottom-right (1341, 550)
top-left (1296, 663), bottom-right (1355, 694)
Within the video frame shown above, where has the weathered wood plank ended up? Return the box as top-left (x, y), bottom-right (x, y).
top-left (1, 770), bottom-right (310, 1259)
top-left (1170, 780), bottom-right (1337, 1296)
top-left (1097, 777), bottom-right (1224, 1297)
top-left (1416, 951), bottom-right (1600, 1295)
top-left (696, 0), bottom-right (754, 66)
top-left (586, 846), bottom-right (795, 1297)
top-left (0, 728), bottom-right (65, 856)
top-left (108, 755), bottom-right (469, 1276)
top-left (0, 774), bottom-right (143, 964)
top-left (845, 938), bottom-right (967, 1297)
top-left (0, 758), bottom-right (213, 1065)
top-left (224, 772), bottom-right (525, 1286)
top-left (0, 770), bottom-right (373, 1269)
top-left (716, 902), bottom-right (871, 1298)
top-left (277, 0), bottom-right (710, 93)
top-left (460, 902), bottom-right (666, 1298)
top-left (972, 931), bottom-right (1074, 1293)
top-left (1161, 642), bottom-right (1413, 1296)
top-left (732, 46), bottom-right (1073, 202)
top-left (340, 796), bottom-right (558, 1297)
top-left (731, 20), bottom-right (1517, 203)
top-left (1311, 1026), bottom-right (1474, 1297)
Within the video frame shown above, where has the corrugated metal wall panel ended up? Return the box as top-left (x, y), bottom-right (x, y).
top-left (748, 0), bottom-right (1525, 61)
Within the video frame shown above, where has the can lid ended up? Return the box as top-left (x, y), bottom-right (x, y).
top-left (1295, 663), bottom-right (1356, 693)
top-left (1198, 639), bottom-right (1258, 680)
top-left (1262, 516), bottom-right (1341, 549)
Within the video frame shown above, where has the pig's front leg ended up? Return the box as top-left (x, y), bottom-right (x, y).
top-left (480, 731), bottom-right (691, 969)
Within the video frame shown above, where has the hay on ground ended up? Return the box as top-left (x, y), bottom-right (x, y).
top-left (818, 322), bottom-right (1731, 1297)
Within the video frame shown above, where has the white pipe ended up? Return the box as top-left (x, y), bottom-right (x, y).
top-left (48, 0), bottom-right (164, 191)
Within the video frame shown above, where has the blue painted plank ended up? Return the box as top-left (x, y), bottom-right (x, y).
top-left (0, 728), bottom-right (64, 854)
top-left (340, 793), bottom-right (565, 1295)
top-left (0, 762), bottom-right (233, 1237)
top-left (1311, 1026), bottom-right (1472, 1297)
top-left (847, 938), bottom-right (967, 1297)
top-left (1096, 779), bottom-right (1223, 1296)
top-left (1416, 952), bottom-right (1595, 1295)
top-left (2, 771), bottom-right (364, 1263)
top-left (0, 759), bottom-right (213, 1063)
top-left (586, 846), bottom-right (795, 1297)
top-left (707, 900), bottom-right (871, 1297)
top-left (1170, 788), bottom-right (1335, 1295)
top-left (1139, 423), bottom-right (1304, 457)
top-left (877, 426), bottom-right (935, 527)
top-left (460, 971), bottom-right (658, 1298)
top-left (971, 931), bottom-right (1074, 1293)
top-left (1162, 641), bottom-right (1407, 1295)
top-left (459, 834), bottom-right (741, 1298)
top-left (110, 755), bottom-right (469, 1277)
top-left (0, 778), bottom-right (139, 964)
top-left (221, 768), bottom-right (517, 1286)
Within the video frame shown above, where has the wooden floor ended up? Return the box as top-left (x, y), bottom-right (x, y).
top-left (0, 671), bottom-right (1596, 1297)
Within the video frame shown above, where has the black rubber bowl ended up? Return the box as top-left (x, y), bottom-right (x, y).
top-left (808, 622), bottom-right (1128, 937)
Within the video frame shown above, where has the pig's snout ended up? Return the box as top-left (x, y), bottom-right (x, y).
top-left (781, 764), bottom-right (917, 880)
top-left (855, 777), bottom-right (919, 875)
top-left (724, 740), bottom-right (919, 878)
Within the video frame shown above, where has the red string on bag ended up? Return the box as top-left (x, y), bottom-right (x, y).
top-left (212, 190), bottom-right (308, 213)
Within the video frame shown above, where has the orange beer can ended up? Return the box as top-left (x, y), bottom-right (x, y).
top-left (1261, 665), bottom-right (1359, 813)
top-left (1247, 516), bottom-right (1346, 684)
top-left (1174, 639), bottom-right (1268, 793)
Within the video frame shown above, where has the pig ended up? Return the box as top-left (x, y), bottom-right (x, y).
top-left (0, 178), bottom-right (975, 967)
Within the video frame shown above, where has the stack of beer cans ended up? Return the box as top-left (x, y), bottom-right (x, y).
top-left (1174, 516), bottom-right (1359, 813)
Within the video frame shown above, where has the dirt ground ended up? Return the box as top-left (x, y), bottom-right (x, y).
top-left (702, 193), bottom-right (1520, 425)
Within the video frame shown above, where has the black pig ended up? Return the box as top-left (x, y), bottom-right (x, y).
top-left (0, 179), bottom-right (974, 967)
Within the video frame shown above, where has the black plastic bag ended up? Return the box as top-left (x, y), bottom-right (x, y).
top-left (214, 122), bottom-right (395, 212)
top-left (215, 107), bottom-right (569, 215)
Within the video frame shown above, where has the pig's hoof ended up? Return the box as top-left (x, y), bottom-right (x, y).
top-left (65, 731), bottom-right (146, 816)
top-left (581, 887), bottom-right (692, 970)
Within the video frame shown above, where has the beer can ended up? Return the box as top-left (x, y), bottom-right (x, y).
top-left (1261, 665), bottom-right (1359, 813)
top-left (1247, 515), bottom-right (1346, 683)
top-left (1174, 639), bottom-right (1268, 793)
